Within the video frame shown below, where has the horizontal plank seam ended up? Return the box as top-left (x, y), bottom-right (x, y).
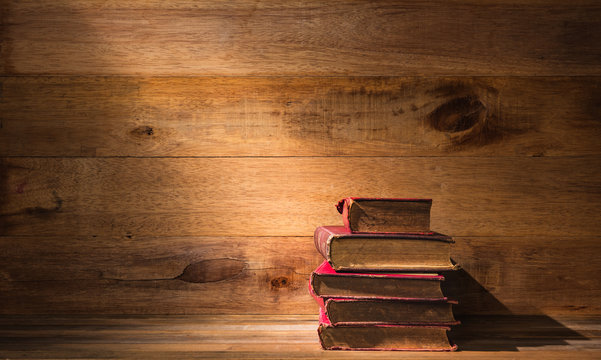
top-left (3, 74), bottom-right (601, 79)
top-left (2, 155), bottom-right (599, 159)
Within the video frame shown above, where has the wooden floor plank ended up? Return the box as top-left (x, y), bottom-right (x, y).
top-left (2, 77), bottom-right (601, 157)
top-left (0, 315), bottom-right (599, 358)
top-left (2, 347), bottom-right (598, 360)
top-left (2, 1), bottom-right (601, 76)
top-left (0, 236), bottom-right (599, 315)
top-left (2, 157), bottom-right (601, 237)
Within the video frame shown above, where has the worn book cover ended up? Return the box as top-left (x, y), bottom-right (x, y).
top-left (321, 298), bottom-right (458, 326)
top-left (314, 226), bottom-right (456, 272)
top-left (310, 260), bottom-right (446, 299)
top-left (309, 273), bottom-right (458, 326)
top-left (336, 197), bottom-right (432, 233)
top-left (318, 308), bottom-right (457, 351)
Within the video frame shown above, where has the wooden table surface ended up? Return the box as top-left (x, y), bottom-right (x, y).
top-left (1, 315), bottom-right (600, 359)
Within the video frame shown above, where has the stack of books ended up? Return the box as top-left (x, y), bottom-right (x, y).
top-left (309, 197), bottom-right (459, 351)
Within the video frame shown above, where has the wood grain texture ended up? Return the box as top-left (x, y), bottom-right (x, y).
top-left (2, 157), bottom-right (601, 237)
top-left (2, 1), bottom-right (601, 76)
top-left (0, 236), bottom-right (321, 315)
top-left (448, 237), bottom-right (601, 315)
top-left (0, 315), bottom-right (599, 358)
top-left (0, 235), bottom-right (599, 315)
top-left (2, 0), bottom-right (601, 321)
top-left (2, 77), bottom-right (601, 157)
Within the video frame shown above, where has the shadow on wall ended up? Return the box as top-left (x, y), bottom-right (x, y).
top-left (442, 268), bottom-right (588, 351)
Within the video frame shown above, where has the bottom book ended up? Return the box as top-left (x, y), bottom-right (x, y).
top-left (318, 309), bottom-right (457, 351)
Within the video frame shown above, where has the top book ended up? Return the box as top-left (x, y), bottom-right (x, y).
top-left (336, 197), bottom-right (432, 233)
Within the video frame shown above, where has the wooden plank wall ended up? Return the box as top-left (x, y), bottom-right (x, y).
top-left (1, 0), bottom-right (601, 316)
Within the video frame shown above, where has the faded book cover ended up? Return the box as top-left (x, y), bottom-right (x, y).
top-left (314, 226), bottom-right (456, 272)
top-left (336, 197), bottom-right (432, 233)
top-left (318, 308), bottom-right (457, 351)
top-left (310, 260), bottom-right (446, 299)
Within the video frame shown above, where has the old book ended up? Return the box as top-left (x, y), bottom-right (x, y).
top-left (336, 197), bottom-right (432, 233)
top-left (314, 226), bottom-right (455, 272)
top-left (310, 260), bottom-right (445, 299)
top-left (318, 308), bottom-right (457, 351)
top-left (320, 298), bottom-right (458, 326)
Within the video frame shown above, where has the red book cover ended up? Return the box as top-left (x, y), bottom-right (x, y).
top-left (308, 264), bottom-right (459, 327)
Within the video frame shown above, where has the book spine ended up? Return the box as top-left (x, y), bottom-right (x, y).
top-left (335, 198), bottom-right (352, 231)
top-left (308, 271), bottom-right (318, 298)
top-left (341, 199), bottom-right (351, 232)
top-left (308, 277), bottom-right (325, 308)
top-left (319, 306), bottom-right (330, 324)
top-left (314, 227), bottom-right (333, 263)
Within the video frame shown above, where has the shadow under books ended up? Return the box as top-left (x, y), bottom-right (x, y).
top-left (442, 267), bottom-right (588, 351)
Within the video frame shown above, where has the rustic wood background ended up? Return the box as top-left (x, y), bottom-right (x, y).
top-left (1, 0), bottom-right (601, 316)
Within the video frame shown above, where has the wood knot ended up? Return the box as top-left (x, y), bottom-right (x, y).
top-left (22, 191), bottom-right (63, 218)
top-left (130, 126), bottom-right (155, 137)
top-left (177, 258), bottom-right (245, 283)
top-left (270, 276), bottom-right (290, 289)
top-left (427, 96), bottom-right (486, 133)
top-left (15, 182), bottom-right (27, 194)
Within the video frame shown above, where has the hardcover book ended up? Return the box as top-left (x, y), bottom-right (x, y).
top-left (318, 308), bottom-right (457, 351)
top-left (336, 197), bottom-right (432, 233)
top-left (319, 298), bottom-right (458, 326)
top-left (314, 226), bottom-right (456, 272)
top-left (310, 260), bottom-right (445, 299)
